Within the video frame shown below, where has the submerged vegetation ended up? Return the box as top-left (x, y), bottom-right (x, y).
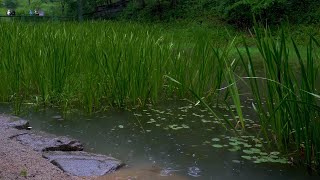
top-left (0, 21), bottom-right (319, 172)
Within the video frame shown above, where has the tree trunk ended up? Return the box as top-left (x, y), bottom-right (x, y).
top-left (78, 0), bottom-right (83, 21)
top-left (157, 0), bottom-right (162, 19)
top-left (139, 0), bottom-right (145, 8)
top-left (157, 0), bottom-right (161, 10)
top-left (171, 0), bottom-right (177, 8)
top-left (61, 3), bottom-right (65, 15)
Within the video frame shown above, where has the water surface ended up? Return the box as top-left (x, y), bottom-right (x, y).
top-left (0, 100), bottom-right (312, 179)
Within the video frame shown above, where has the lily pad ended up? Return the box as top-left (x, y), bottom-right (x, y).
top-left (181, 124), bottom-right (190, 128)
top-left (229, 142), bottom-right (241, 146)
top-left (275, 158), bottom-right (288, 164)
top-left (250, 148), bottom-right (261, 153)
top-left (168, 124), bottom-right (183, 130)
top-left (255, 144), bottom-right (263, 148)
top-left (243, 149), bottom-right (255, 155)
top-left (228, 146), bottom-right (241, 152)
top-left (259, 152), bottom-right (268, 156)
top-left (232, 160), bottom-right (241, 164)
top-left (212, 144), bottom-right (223, 148)
top-left (241, 155), bottom-right (252, 160)
top-left (270, 151), bottom-right (280, 156)
top-left (201, 119), bottom-right (211, 123)
top-left (211, 138), bottom-right (220, 142)
top-left (147, 119), bottom-right (156, 123)
top-left (253, 160), bottom-right (263, 164)
top-left (243, 143), bottom-right (252, 148)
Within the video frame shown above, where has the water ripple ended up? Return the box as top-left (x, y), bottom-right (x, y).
top-left (188, 166), bottom-right (201, 177)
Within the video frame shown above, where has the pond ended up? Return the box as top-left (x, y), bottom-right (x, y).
top-left (0, 99), bottom-right (312, 179)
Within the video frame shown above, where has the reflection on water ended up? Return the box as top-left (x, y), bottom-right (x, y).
top-left (0, 100), bottom-right (312, 179)
top-left (98, 164), bottom-right (188, 180)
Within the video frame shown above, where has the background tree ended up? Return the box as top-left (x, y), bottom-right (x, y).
top-left (212, 0), bottom-right (319, 27)
top-left (138, 0), bottom-right (145, 8)
top-left (3, 0), bottom-right (18, 9)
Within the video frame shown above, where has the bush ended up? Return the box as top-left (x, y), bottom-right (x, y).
top-left (220, 0), bottom-right (320, 27)
top-left (119, 0), bottom-right (220, 22)
top-left (3, 0), bottom-right (18, 9)
top-left (218, 0), bottom-right (286, 28)
top-left (113, 0), bottom-right (320, 27)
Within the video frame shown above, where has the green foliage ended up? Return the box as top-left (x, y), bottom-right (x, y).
top-left (118, 0), bottom-right (320, 27)
top-left (218, 0), bottom-right (320, 27)
top-left (0, 21), bottom-right (231, 113)
top-left (237, 26), bottom-right (320, 170)
top-left (3, 0), bottom-right (18, 9)
top-left (119, 0), bottom-right (219, 22)
top-left (19, 169), bottom-right (27, 177)
top-left (2, 0), bottom-right (319, 27)
top-left (217, 0), bottom-right (285, 27)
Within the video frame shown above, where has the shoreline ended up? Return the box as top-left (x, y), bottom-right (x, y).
top-left (0, 114), bottom-right (95, 180)
top-left (0, 114), bottom-right (189, 180)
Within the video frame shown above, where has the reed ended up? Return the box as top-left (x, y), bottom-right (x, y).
top-left (237, 26), bottom-right (320, 170)
top-left (0, 21), bottom-right (226, 113)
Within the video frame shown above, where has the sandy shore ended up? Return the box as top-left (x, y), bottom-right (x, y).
top-left (0, 114), bottom-right (188, 180)
top-left (0, 115), bottom-right (86, 180)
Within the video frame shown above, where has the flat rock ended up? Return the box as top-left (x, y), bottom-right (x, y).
top-left (5, 117), bottom-right (30, 130)
top-left (13, 133), bottom-right (83, 152)
top-left (43, 151), bottom-right (124, 176)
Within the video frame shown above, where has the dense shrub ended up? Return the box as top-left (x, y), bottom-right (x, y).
top-left (118, 0), bottom-right (320, 26)
top-left (223, 0), bottom-right (285, 27)
top-left (218, 0), bottom-right (320, 27)
top-left (119, 0), bottom-right (219, 22)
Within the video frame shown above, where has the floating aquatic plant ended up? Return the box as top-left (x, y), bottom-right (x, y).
top-left (212, 144), bottom-right (224, 148)
top-left (211, 138), bottom-right (220, 142)
top-left (118, 125), bottom-right (124, 128)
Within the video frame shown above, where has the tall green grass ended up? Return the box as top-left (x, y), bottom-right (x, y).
top-left (0, 21), bottom-right (226, 113)
top-left (237, 27), bottom-right (320, 171)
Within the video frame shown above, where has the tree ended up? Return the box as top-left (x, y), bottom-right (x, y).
top-left (77, 0), bottom-right (82, 20)
top-left (60, 0), bottom-right (68, 14)
top-left (138, 0), bottom-right (145, 8)
top-left (3, 0), bottom-right (18, 9)
top-left (171, 0), bottom-right (177, 8)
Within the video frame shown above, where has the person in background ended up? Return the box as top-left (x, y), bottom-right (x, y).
top-left (39, 10), bottom-right (44, 16)
top-left (29, 10), bottom-right (33, 16)
top-left (6, 9), bottom-right (16, 16)
top-left (34, 10), bottom-right (39, 16)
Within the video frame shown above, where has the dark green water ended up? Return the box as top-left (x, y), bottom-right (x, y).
top-left (0, 100), bottom-right (313, 179)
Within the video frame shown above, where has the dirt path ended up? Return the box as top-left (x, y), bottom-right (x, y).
top-left (0, 114), bottom-right (85, 180)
